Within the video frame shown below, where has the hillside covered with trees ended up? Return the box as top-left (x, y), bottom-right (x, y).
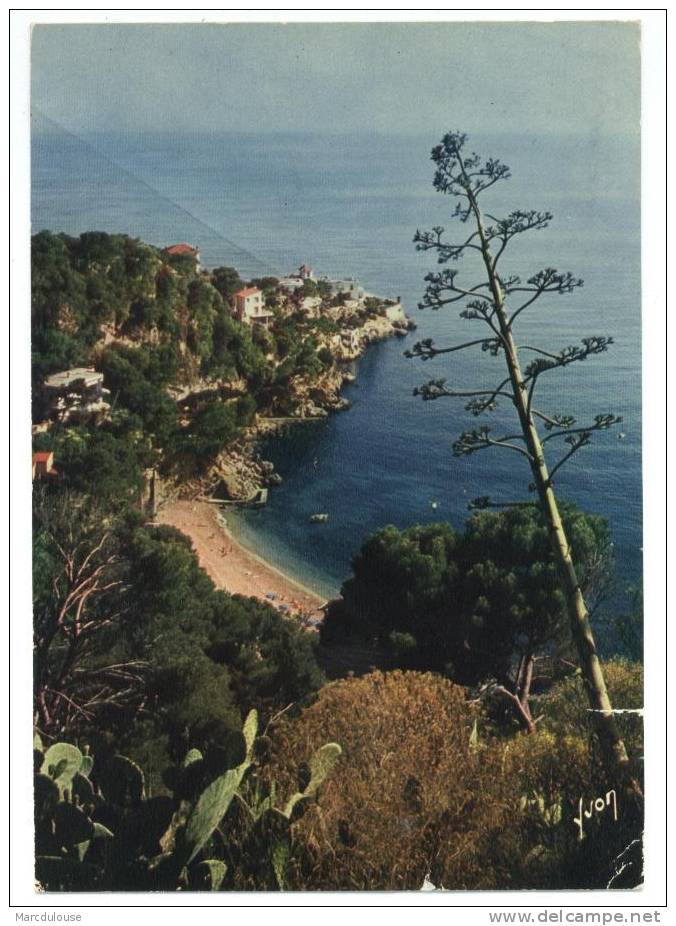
top-left (31, 212), bottom-right (643, 892)
top-left (32, 231), bottom-right (335, 488)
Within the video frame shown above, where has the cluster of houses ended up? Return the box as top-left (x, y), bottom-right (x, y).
top-left (160, 250), bottom-right (409, 367)
top-left (33, 368), bottom-right (112, 477)
top-left (231, 263), bottom-right (385, 331)
top-left (33, 248), bottom-right (409, 478)
top-left (277, 264), bottom-right (364, 302)
top-left (158, 247), bottom-right (402, 339)
top-left (232, 264), bottom-right (321, 328)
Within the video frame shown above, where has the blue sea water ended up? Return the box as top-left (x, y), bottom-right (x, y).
top-left (32, 120), bottom-right (642, 607)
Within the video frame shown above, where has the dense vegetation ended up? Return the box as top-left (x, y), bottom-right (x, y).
top-left (322, 505), bottom-right (616, 732)
top-left (34, 712), bottom-right (341, 891)
top-left (32, 230), bottom-right (334, 483)
top-left (30, 231), bottom-right (337, 869)
top-left (267, 666), bottom-right (642, 890)
top-left (33, 487), bottom-right (324, 786)
top-left (32, 230), bottom-right (260, 387)
top-left (31, 228), bottom-right (643, 892)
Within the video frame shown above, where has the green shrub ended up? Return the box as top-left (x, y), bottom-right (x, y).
top-left (535, 659), bottom-right (643, 761)
top-left (317, 346), bottom-right (334, 367)
top-left (33, 506), bottom-right (324, 766)
top-left (321, 507), bottom-right (614, 732)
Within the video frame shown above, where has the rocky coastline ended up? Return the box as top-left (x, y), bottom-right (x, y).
top-left (181, 309), bottom-right (414, 503)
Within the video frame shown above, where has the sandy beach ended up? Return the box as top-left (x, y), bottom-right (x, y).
top-left (155, 500), bottom-right (327, 620)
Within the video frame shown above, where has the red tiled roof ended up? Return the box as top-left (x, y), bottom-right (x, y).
top-left (163, 243), bottom-right (198, 256)
top-left (33, 452), bottom-right (52, 463)
top-left (235, 287), bottom-right (261, 298)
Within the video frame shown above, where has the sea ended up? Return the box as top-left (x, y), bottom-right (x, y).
top-left (32, 118), bottom-right (642, 623)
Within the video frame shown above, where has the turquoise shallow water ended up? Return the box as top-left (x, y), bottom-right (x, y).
top-left (32, 124), bottom-right (642, 610)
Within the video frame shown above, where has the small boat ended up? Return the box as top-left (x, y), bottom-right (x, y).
top-left (309, 512), bottom-right (329, 523)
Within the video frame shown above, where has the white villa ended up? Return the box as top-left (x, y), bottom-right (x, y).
top-left (277, 277), bottom-right (304, 293)
top-left (44, 367), bottom-right (104, 394)
top-left (320, 276), bottom-right (364, 300)
top-left (233, 287), bottom-right (274, 327)
top-left (43, 368), bottom-right (110, 424)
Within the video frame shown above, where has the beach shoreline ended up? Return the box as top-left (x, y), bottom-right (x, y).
top-left (155, 499), bottom-right (328, 621)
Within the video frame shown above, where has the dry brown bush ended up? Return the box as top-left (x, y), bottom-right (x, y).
top-left (266, 670), bottom-right (520, 890)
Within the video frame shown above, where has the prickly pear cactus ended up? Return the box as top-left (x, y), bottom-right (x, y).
top-left (283, 742), bottom-right (342, 818)
top-left (34, 738), bottom-right (115, 891)
top-left (97, 754), bottom-right (145, 805)
top-left (183, 710), bottom-right (258, 864)
top-left (40, 743), bottom-right (83, 798)
top-left (230, 740), bottom-right (342, 890)
top-left (189, 859), bottom-right (227, 891)
top-left (33, 717), bottom-right (342, 892)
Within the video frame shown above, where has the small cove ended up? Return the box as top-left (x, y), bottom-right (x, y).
top-left (32, 126), bottom-right (643, 616)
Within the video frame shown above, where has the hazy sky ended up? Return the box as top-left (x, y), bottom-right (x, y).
top-left (31, 21), bottom-right (640, 137)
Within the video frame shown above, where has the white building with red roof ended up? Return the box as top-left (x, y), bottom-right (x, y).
top-left (233, 287), bottom-right (274, 327)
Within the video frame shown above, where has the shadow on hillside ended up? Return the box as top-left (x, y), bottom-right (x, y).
top-left (316, 641), bottom-right (393, 680)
